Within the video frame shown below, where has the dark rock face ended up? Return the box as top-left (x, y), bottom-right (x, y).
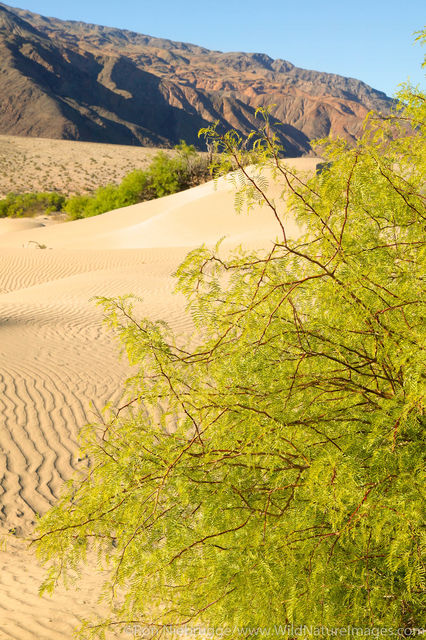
top-left (0, 3), bottom-right (392, 154)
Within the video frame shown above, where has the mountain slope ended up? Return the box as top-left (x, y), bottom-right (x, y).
top-left (0, 3), bottom-right (392, 153)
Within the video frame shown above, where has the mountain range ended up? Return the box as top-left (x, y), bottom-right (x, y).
top-left (0, 3), bottom-right (393, 154)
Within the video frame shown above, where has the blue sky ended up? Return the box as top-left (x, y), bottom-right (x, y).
top-left (4, 0), bottom-right (425, 96)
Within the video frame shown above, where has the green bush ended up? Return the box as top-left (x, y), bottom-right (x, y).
top-left (118, 169), bottom-right (151, 203)
top-left (63, 194), bottom-right (93, 220)
top-left (147, 151), bottom-right (183, 196)
top-left (0, 192), bottom-right (66, 218)
top-left (0, 142), bottom-right (211, 221)
top-left (64, 185), bottom-right (129, 220)
top-left (64, 142), bottom-right (211, 220)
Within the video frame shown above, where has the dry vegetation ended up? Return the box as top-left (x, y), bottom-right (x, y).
top-left (0, 135), bottom-right (177, 198)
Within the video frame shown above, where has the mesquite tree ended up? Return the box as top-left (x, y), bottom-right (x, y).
top-left (34, 82), bottom-right (425, 637)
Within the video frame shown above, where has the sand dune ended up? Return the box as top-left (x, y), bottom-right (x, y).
top-left (0, 158), bottom-right (319, 639)
top-left (0, 159), bottom-right (317, 250)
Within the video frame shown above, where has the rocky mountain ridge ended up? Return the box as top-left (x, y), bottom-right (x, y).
top-left (0, 2), bottom-right (393, 153)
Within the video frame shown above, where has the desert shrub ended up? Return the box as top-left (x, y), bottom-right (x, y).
top-left (118, 169), bottom-right (152, 204)
top-left (144, 150), bottom-right (183, 197)
top-left (0, 143), bottom-right (212, 220)
top-left (117, 143), bottom-right (210, 201)
top-left (169, 140), bottom-right (212, 185)
top-left (0, 192), bottom-right (66, 217)
top-left (35, 83), bottom-right (425, 636)
top-left (64, 142), bottom-right (212, 220)
top-left (65, 185), bottom-right (128, 220)
top-left (64, 194), bottom-right (94, 220)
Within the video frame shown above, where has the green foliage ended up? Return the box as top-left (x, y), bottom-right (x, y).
top-left (118, 169), bottom-right (151, 203)
top-left (35, 84), bottom-right (425, 636)
top-left (0, 142), bottom-right (211, 221)
top-left (64, 184), bottom-right (130, 220)
top-left (63, 194), bottom-right (94, 220)
top-left (144, 150), bottom-right (183, 197)
top-left (64, 142), bottom-right (212, 220)
top-left (0, 191), bottom-right (66, 217)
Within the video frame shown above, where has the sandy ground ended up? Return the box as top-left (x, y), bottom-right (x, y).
top-left (0, 157), bottom-right (319, 639)
top-left (0, 136), bottom-right (176, 198)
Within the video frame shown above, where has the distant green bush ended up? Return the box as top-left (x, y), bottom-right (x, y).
top-left (62, 194), bottom-right (93, 220)
top-left (64, 185), bottom-right (129, 220)
top-left (0, 192), bottom-right (66, 218)
top-left (118, 170), bottom-right (151, 203)
top-left (65, 142), bottom-right (211, 220)
top-left (0, 142), bottom-right (212, 221)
